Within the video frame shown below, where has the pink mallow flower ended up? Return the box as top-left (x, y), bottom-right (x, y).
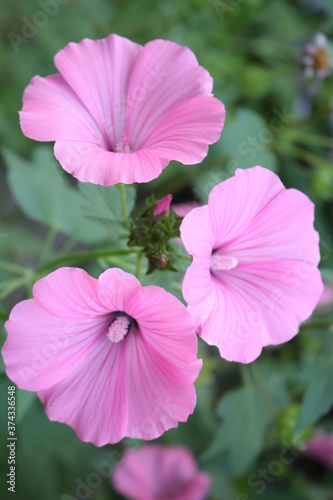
top-left (180, 166), bottom-right (323, 363)
top-left (305, 430), bottom-right (333, 468)
top-left (19, 34), bottom-right (225, 186)
top-left (112, 444), bottom-right (211, 500)
top-left (2, 268), bottom-right (202, 446)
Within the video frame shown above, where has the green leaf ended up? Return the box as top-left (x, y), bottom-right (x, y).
top-left (78, 182), bottom-right (135, 235)
top-left (16, 389), bottom-right (36, 424)
top-left (242, 65), bottom-right (273, 99)
top-left (4, 146), bottom-right (119, 244)
top-left (296, 355), bottom-right (333, 432)
top-left (202, 374), bottom-right (289, 476)
top-left (320, 268), bottom-right (333, 286)
top-left (0, 327), bottom-right (7, 374)
top-left (206, 385), bottom-right (272, 475)
top-left (218, 108), bottom-right (278, 172)
top-left (193, 108), bottom-right (278, 201)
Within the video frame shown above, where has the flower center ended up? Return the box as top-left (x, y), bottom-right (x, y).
top-left (312, 47), bottom-right (330, 71)
top-left (107, 315), bottom-right (131, 343)
top-left (114, 136), bottom-right (132, 153)
top-left (210, 253), bottom-right (238, 271)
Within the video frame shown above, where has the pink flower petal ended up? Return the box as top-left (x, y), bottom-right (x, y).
top-left (182, 257), bottom-right (212, 315)
top-left (113, 445), bottom-right (162, 500)
top-left (210, 260), bottom-right (322, 356)
top-left (19, 75), bottom-right (104, 143)
top-left (121, 331), bottom-right (199, 441)
top-left (19, 35), bottom-right (225, 186)
top-left (112, 444), bottom-right (211, 500)
top-left (54, 141), bottom-right (165, 185)
top-left (154, 194), bottom-right (172, 216)
top-left (208, 166), bottom-right (285, 248)
top-left (3, 267), bottom-right (201, 445)
top-left (196, 278), bottom-right (265, 363)
top-left (124, 286), bottom-right (202, 439)
top-left (38, 337), bottom-right (129, 445)
top-left (306, 430), bottom-right (333, 468)
top-left (98, 267), bottom-right (142, 312)
top-left (178, 212), bottom-right (214, 321)
top-left (181, 166), bottom-right (323, 363)
top-left (126, 39), bottom-right (214, 147)
top-left (222, 188), bottom-right (320, 265)
top-left (316, 282), bottom-right (333, 310)
top-left (37, 285), bottom-right (201, 445)
top-left (33, 267), bottom-right (107, 318)
top-left (54, 34), bottom-right (142, 151)
top-left (141, 97), bottom-right (225, 165)
top-left (180, 205), bottom-right (213, 258)
top-left (181, 473), bottom-right (212, 500)
top-left (3, 299), bottom-right (108, 391)
top-left (173, 201), bottom-right (202, 218)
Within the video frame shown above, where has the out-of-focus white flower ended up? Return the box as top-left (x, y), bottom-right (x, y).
top-left (301, 33), bottom-right (331, 80)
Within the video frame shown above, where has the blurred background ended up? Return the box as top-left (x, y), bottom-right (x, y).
top-left (1, 0), bottom-right (333, 499)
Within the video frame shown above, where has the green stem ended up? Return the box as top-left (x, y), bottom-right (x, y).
top-left (0, 276), bottom-right (33, 300)
top-left (240, 365), bottom-right (252, 387)
top-left (274, 141), bottom-right (327, 167)
top-left (38, 227), bottom-right (58, 266)
top-left (119, 184), bottom-right (128, 223)
top-left (0, 309), bottom-right (8, 321)
top-left (284, 131), bottom-right (333, 148)
top-left (177, 254), bottom-right (192, 262)
top-left (172, 281), bottom-right (182, 292)
top-left (0, 260), bottom-right (28, 274)
top-left (60, 237), bottom-right (79, 256)
top-left (36, 248), bottom-right (136, 277)
top-left (249, 363), bottom-right (279, 415)
top-left (135, 253), bottom-right (143, 280)
top-left (301, 319), bottom-right (333, 329)
top-left (105, 256), bottom-right (136, 273)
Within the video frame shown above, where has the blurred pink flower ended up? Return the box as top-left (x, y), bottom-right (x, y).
top-left (2, 268), bottom-right (201, 446)
top-left (154, 194), bottom-right (173, 216)
top-left (173, 202), bottom-right (203, 247)
top-left (112, 444), bottom-right (211, 500)
top-left (19, 34), bottom-right (225, 186)
top-left (173, 201), bottom-right (202, 218)
top-left (153, 196), bottom-right (202, 218)
top-left (305, 430), bottom-right (333, 468)
top-left (316, 282), bottom-right (333, 311)
top-left (180, 166), bottom-right (323, 363)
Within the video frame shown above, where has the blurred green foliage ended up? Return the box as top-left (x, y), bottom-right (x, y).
top-left (1, 0), bottom-right (333, 499)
